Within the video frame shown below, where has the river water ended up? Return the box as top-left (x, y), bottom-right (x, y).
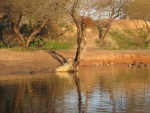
top-left (0, 65), bottom-right (150, 113)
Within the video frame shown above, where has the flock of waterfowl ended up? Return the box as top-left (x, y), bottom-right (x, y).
top-left (128, 61), bottom-right (148, 68)
top-left (30, 70), bottom-right (35, 74)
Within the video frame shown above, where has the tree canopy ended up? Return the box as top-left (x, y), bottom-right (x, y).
top-left (0, 0), bottom-right (69, 47)
top-left (124, 0), bottom-right (150, 20)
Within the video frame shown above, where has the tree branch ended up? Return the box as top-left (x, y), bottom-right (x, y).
top-left (25, 17), bottom-right (55, 47)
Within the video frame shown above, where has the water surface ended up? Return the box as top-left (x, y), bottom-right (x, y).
top-left (0, 65), bottom-right (150, 113)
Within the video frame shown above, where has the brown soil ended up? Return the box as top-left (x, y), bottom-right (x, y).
top-left (0, 49), bottom-right (150, 75)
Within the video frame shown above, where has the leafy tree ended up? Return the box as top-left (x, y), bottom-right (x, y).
top-left (0, 0), bottom-right (67, 48)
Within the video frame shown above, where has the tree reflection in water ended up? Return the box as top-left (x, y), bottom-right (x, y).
top-left (73, 73), bottom-right (83, 113)
top-left (0, 74), bottom-right (73, 113)
top-left (1, 66), bottom-right (150, 113)
top-left (57, 72), bottom-right (85, 113)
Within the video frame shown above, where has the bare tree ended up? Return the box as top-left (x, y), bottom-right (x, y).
top-left (93, 0), bottom-right (126, 41)
top-left (68, 0), bottom-right (87, 71)
top-left (56, 0), bottom-right (93, 72)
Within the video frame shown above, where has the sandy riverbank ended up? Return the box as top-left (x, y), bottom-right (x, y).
top-left (0, 49), bottom-right (150, 74)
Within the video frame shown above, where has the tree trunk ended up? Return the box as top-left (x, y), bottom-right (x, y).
top-left (100, 5), bottom-right (121, 41)
top-left (73, 28), bottom-right (86, 70)
top-left (25, 29), bottom-right (41, 48)
top-left (16, 14), bottom-right (22, 28)
top-left (143, 20), bottom-right (150, 33)
top-left (25, 18), bottom-right (50, 48)
top-left (56, 1), bottom-right (87, 72)
top-left (0, 14), bottom-right (5, 47)
top-left (0, 14), bottom-right (5, 24)
top-left (74, 29), bottom-right (82, 63)
top-left (13, 25), bottom-right (25, 48)
top-left (55, 22), bottom-right (87, 72)
top-left (101, 19), bottom-right (113, 41)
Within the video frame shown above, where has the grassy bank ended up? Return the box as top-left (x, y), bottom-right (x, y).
top-left (96, 28), bottom-right (149, 50)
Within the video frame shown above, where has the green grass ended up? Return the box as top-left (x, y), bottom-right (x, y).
top-left (28, 40), bottom-right (74, 50)
top-left (96, 29), bottom-right (149, 50)
top-left (0, 38), bottom-right (75, 51)
top-left (110, 29), bottom-right (148, 49)
top-left (124, 29), bottom-right (136, 36)
top-left (43, 41), bottom-right (73, 50)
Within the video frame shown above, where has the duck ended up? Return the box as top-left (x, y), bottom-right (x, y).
top-left (132, 61), bottom-right (136, 65)
top-left (128, 61), bottom-right (136, 67)
top-left (139, 62), bottom-right (143, 64)
top-left (137, 65), bottom-right (141, 68)
top-left (30, 71), bottom-right (35, 74)
top-left (128, 64), bottom-right (133, 67)
top-left (144, 64), bottom-right (147, 67)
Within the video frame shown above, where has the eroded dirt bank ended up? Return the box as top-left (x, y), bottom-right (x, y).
top-left (0, 49), bottom-right (150, 74)
top-left (80, 49), bottom-right (150, 66)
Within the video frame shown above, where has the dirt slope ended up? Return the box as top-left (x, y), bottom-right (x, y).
top-left (84, 19), bottom-right (148, 49)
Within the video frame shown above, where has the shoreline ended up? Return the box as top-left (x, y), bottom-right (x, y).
top-left (0, 49), bottom-right (150, 74)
